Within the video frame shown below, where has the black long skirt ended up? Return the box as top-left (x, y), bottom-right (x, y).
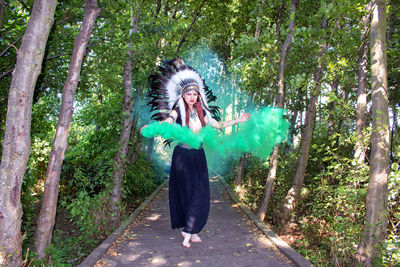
top-left (169, 144), bottom-right (210, 234)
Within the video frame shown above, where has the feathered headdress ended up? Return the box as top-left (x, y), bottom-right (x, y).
top-left (148, 58), bottom-right (220, 126)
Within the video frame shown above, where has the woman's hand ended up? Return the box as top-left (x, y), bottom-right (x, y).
top-left (237, 113), bottom-right (250, 123)
top-left (140, 125), bottom-right (148, 133)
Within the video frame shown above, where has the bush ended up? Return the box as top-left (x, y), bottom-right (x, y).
top-left (384, 162), bottom-right (400, 265)
top-left (123, 153), bottom-right (159, 200)
top-left (66, 190), bottom-right (112, 242)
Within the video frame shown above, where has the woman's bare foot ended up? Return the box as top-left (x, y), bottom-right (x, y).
top-left (191, 234), bottom-right (202, 243)
top-left (181, 232), bottom-right (191, 248)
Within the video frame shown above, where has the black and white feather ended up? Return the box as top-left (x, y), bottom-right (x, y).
top-left (148, 58), bottom-right (220, 126)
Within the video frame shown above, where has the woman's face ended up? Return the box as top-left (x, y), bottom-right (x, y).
top-left (183, 90), bottom-right (199, 106)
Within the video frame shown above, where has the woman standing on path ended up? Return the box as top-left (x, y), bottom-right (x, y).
top-left (146, 58), bottom-right (250, 248)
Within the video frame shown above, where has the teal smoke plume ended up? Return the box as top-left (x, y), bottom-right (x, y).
top-left (142, 107), bottom-right (289, 158)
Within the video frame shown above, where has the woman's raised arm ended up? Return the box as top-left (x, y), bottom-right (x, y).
top-left (162, 110), bottom-right (178, 124)
top-left (141, 110), bottom-right (178, 133)
top-left (210, 113), bottom-right (250, 129)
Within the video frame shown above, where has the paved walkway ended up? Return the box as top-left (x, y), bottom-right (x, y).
top-left (93, 178), bottom-right (295, 267)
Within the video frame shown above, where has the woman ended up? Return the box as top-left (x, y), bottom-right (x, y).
top-left (146, 58), bottom-right (249, 248)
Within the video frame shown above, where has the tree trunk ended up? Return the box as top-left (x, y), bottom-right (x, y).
top-left (356, 0), bottom-right (390, 265)
top-left (289, 109), bottom-right (298, 143)
top-left (257, 0), bottom-right (297, 222)
top-left (175, 0), bottom-right (206, 54)
top-left (390, 104), bottom-right (396, 161)
top-left (131, 133), bottom-right (143, 166)
top-left (0, 1), bottom-right (57, 265)
top-left (288, 88), bottom-right (302, 146)
top-left (327, 78), bottom-right (338, 137)
top-left (34, 0), bottom-right (99, 261)
top-left (279, 68), bottom-right (322, 224)
top-left (354, 4), bottom-right (371, 165)
top-left (146, 137), bottom-right (155, 161)
top-left (128, 113), bottom-right (139, 162)
top-left (164, 0), bottom-right (170, 16)
top-left (254, 0), bottom-right (266, 38)
top-left (110, 60), bottom-right (134, 227)
top-left (279, 14), bottom-right (340, 225)
top-left (0, 0), bottom-right (5, 32)
top-left (387, 3), bottom-right (396, 162)
top-left (234, 156), bottom-right (246, 186)
top-left (154, 0), bottom-right (162, 18)
top-left (110, 4), bottom-right (142, 227)
top-left (275, 1), bottom-right (286, 36)
top-left (128, 86), bottom-right (142, 163)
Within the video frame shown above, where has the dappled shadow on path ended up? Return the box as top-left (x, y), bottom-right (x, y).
top-left (94, 177), bottom-right (293, 267)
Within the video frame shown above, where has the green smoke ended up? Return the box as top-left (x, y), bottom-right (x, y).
top-left (142, 107), bottom-right (289, 159)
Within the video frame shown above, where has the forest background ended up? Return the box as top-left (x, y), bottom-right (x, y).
top-left (0, 0), bottom-right (399, 266)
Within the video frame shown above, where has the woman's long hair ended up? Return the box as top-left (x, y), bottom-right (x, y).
top-left (184, 95), bottom-right (206, 127)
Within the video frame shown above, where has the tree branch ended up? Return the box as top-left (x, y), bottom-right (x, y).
top-left (175, 0), bottom-right (206, 54)
top-left (0, 36), bottom-right (22, 57)
top-left (17, 0), bottom-right (30, 13)
top-left (45, 53), bottom-right (71, 60)
top-left (0, 69), bottom-right (13, 79)
top-left (0, 53), bottom-right (68, 81)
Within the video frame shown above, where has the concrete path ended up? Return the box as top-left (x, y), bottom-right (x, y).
top-left (92, 177), bottom-right (295, 267)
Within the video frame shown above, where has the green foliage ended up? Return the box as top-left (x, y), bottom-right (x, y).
top-left (44, 230), bottom-right (87, 267)
top-left (233, 156), bottom-right (268, 211)
top-left (2, 0), bottom-right (399, 266)
top-left (228, 128), bottom-right (396, 265)
top-left (384, 163), bottom-right (400, 264)
top-left (294, 132), bottom-right (370, 265)
top-left (66, 190), bottom-right (112, 242)
top-left (123, 153), bottom-right (159, 200)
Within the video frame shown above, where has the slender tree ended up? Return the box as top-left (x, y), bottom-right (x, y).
top-left (0, 1), bottom-right (57, 265)
top-left (354, 4), bottom-right (371, 165)
top-left (234, 156), bottom-right (246, 186)
top-left (175, 0), bottom-right (206, 54)
top-left (34, 0), bottom-right (100, 261)
top-left (0, 0), bottom-right (4, 32)
top-left (128, 86), bottom-right (142, 164)
top-left (131, 133), bottom-right (143, 165)
top-left (111, 2), bottom-right (142, 227)
top-left (254, 0), bottom-right (266, 39)
top-left (356, 0), bottom-right (390, 264)
top-left (154, 0), bottom-right (162, 18)
top-left (280, 14), bottom-right (341, 225)
top-left (386, 1), bottom-right (397, 161)
top-left (234, 0), bottom-right (267, 187)
top-left (146, 137), bottom-right (155, 161)
top-left (257, 0), bottom-right (298, 221)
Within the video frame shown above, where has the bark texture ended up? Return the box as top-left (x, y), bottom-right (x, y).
top-left (131, 133), bottom-right (143, 166)
top-left (0, 1), bottom-right (57, 265)
top-left (127, 86), bottom-right (142, 164)
top-left (146, 138), bottom-right (155, 161)
top-left (175, 0), bottom-right (206, 54)
top-left (234, 156), bottom-right (246, 186)
top-left (279, 66), bottom-right (322, 224)
top-left (279, 14), bottom-right (340, 225)
top-left (356, 0), bottom-right (390, 265)
top-left (254, 0), bottom-right (266, 38)
top-left (354, 4), bottom-right (371, 165)
top-left (257, 0), bottom-right (297, 221)
top-left (110, 4), bottom-right (142, 227)
top-left (34, 0), bottom-right (99, 261)
top-left (0, 0), bottom-right (4, 32)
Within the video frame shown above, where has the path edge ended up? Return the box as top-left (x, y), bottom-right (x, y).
top-left (217, 176), bottom-right (313, 267)
top-left (78, 179), bottom-right (168, 267)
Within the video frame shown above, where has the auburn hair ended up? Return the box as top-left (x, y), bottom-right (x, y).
top-left (184, 95), bottom-right (206, 127)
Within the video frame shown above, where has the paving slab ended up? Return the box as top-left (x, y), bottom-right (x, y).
top-left (90, 177), bottom-right (296, 267)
